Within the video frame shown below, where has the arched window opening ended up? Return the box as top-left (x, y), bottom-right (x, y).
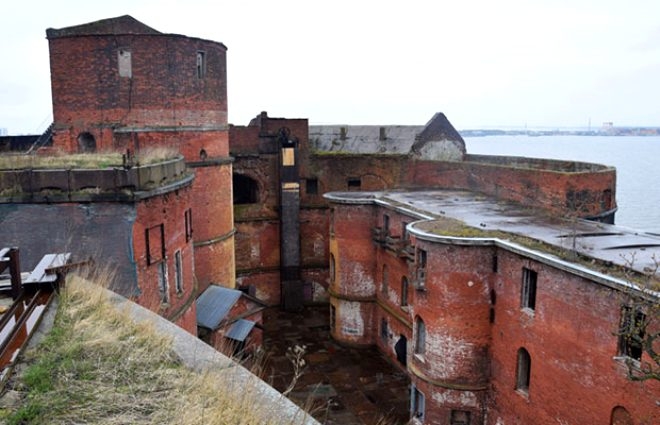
top-left (233, 174), bottom-right (259, 204)
top-left (77, 132), bottom-right (96, 153)
top-left (610, 406), bottom-right (633, 425)
top-left (516, 348), bottom-right (531, 392)
top-left (415, 317), bottom-right (426, 355)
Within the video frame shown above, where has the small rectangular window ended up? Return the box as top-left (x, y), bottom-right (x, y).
top-left (521, 268), bottom-right (537, 311)
top-left (174, 250), bottom-right (183, 294)
top-left (383, 214), bottom-right (390, 235)
top-left (145, 224), bottom-right (165, 265)
top-left (306, 178), bottom-right (318, 195)
top-left (618, 306), bottom-right (645, 361)
top-left (380, 318), bottom-right (388, 342)
top-left (196, 51), bottom-right (206, 79)
top-left (347, 178), bottom-right (361, 190)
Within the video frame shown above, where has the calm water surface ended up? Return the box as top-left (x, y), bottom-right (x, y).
top-left (464, 135), bottom-right (660, 234)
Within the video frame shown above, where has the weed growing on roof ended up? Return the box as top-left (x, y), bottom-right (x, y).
top-left (0, 270), bottom-right (312, 425)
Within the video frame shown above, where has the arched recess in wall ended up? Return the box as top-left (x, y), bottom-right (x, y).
top-left (232, 174), bottom-right (259, 204)
top-left (77, 132), bottom-right (96, 152)
top-left (610, 406), bottom-right (633, 425)
top-left (515, 347), bottom-right (531, 393)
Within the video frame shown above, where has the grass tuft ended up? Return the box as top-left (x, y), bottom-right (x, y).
top-left (0, 269), bottom-right (310, 424)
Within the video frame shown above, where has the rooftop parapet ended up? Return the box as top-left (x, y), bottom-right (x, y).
top-left (0, 155), bottom-right (191, 203)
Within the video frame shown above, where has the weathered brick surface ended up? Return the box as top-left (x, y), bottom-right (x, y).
top-left (48, 34), bottom-right (227, 152)
top-left (132, 184), bottom-right (196, 324)
top-left (488, 249), bottom-right (659, 425)
top-left (329, 196), bottom-right (658, 424)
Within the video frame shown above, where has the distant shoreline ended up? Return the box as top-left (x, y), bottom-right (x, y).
top-left (460, 127), bottom-right (660, 137)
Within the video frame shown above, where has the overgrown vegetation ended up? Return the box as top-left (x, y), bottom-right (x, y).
top-left (0, 147), bottom-right (179, 170)
top-left (0, 271), bottom-right (310, 424)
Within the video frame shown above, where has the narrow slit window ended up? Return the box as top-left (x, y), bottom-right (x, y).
top-left (415, 317), bottom-right (426, 355)
top-left (158, 261), bottom-right (169, 304)
top-left (196, 51), bottom-right (206, 79)
top-left (521, 267), bottom-right (537, 311)
top-left (411, 386), bottom-right (425, 421)
top-left (174, 250), bottom-right (183, 294)
top-left (184, 208), bottom-right (193, 242)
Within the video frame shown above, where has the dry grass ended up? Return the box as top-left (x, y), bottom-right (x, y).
top-left (0, 269), bottom-right (310, 425)
top-left (0, 147), bottom-right (179, 170)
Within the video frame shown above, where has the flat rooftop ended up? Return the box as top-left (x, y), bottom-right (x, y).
top-left (325, 189), bottom-right (660, 286)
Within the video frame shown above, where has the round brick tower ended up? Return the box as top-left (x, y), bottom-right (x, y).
top-left (326, 195), bottom-right (378, 346)
top-left (407, 224), bottom-right (492, 424)
top-left (46, 15), bottom-right (235, 291)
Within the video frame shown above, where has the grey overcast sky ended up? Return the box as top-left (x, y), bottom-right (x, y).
top-left (2, 0), bottom-right (660, 134)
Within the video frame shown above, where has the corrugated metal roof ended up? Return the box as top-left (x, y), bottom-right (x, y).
top-left (196, 285), bottom-right (242, 330)
top-left (225, 319), bottom-right (256, 342)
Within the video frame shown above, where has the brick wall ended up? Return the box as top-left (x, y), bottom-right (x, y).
top-left (48, 34), bottom-right (227, 152)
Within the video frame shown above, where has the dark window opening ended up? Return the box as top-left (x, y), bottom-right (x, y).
top-left (382, 264), bottom-right (388, 295)
top-left (306, 178), bottom-right (318, 195)
top-left (184, 208), bottom-right (193, 242)
top-left (383, 214), bottom-right (390, 236)
top-left (516, 347), bottom-right (531, 392)
top-left (492, 254), bottom-right (498, 273)
top-left (77, 132), bottom-right (96, 153)
top-left (380, 318), bottom-right (388, 342)
top-left (618, 306), bottom-right (645, 361)
top-left (451, 410), bottom-right (471, 425)
top-left (233, 174), bottom-right (259, 204)
top-left (196, 51), bottom-right (206, 79)
top-left (174, 250), bottom-right (183, 294)
top-left (521, 267), bottom-right (537, 311)
top-left (347, 178), bottom-right (361, 190)
top-left (395, 335), bottom-right (407, 366)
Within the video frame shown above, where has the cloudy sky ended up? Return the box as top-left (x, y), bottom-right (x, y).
top-left (2, 0), bottom-right (659, 134)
